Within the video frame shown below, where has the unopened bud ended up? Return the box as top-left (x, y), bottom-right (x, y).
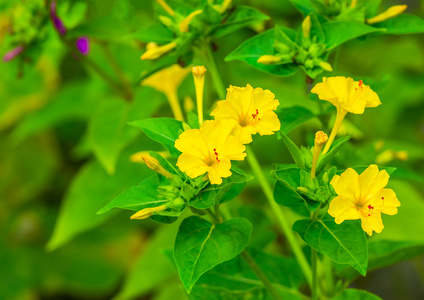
top-left (142, 154), bottom-right (173, 178)
top-left (367, 5), bottom-right (407, 25)
top-left (319, 61), bottom-right (333, 72)
top-left (146, 42), bottom-right (158, 51)
top-left (314, 131), bottom-right (328, 148)
top-left (257, 55), bottom-right (282, 65)
top-left (192, 66), bottom-right (207, 125)
top-left (141, 41), bottom-right (177, 60)
top-left (220, 0), bottom-right (232, 13)
top-left (302, 16), bottom-right (312, 39)
top-left (130, 151), bottom-right (169, 163)
top-left (179, 10), bottom-right (202, 32)
top-left (130, 204), bottom-right (167, 220)
top-left (2, 46), bottom-right (23, 62)
top-left (311, 131), bottom-right (328, 179)
top-left (396, 150), bottom-right (408, 161)
top-left (350, 0), bottom-right (358, 8)
top-left (156, 0), bottom-right (175, 16)
top-left (158, 15), bottom-right (174, 27)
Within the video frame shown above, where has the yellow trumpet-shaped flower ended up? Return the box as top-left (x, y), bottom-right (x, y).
top-left (367, 5), bottom-right (407, 25)
top-left (192, 66), bottom-right (207, 125)
top-left (328, 165), bottom-right (400, 236)
top-left (311, 77), bottom-right (381, 154)
top-left (175, 120), bottom-right (246, 185)
top-left (142, 64), bottom-right (191, 121)
top-left (211, 84), bottom-right (281, 144)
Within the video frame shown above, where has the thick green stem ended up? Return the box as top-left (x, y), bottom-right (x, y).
top-left (311, 249), bottom-right (318, 300)
top-left (204, 44), bottom-right (226, 100)
top-left (241, 251), bottom-right (282, 300)
top-left (246, 147), bottom-right (313, 288)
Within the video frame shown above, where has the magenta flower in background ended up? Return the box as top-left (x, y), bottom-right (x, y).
top-left (76, 37), bottom-right (90, 55)
top-left (3, 46), bottom-right (23, 62)
top-left (50, 1), bottom-right (66, 35)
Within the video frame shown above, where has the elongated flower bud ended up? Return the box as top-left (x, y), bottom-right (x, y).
top-left (192, 66), bottom-right (207, 125)
top-left (76, 37), bottom-right (90, 55)
top-left (179, 10), bottom-right (202, 32)
top-left (156, 0), bottom-right (175, 16)
top-left (367, 5), bottom-right (407, 25)
top-left (130, 205), bottom-right (167, 219)
top-left (319, 61), bottom-right (333, 72)
top-left (302, 16), bottom-right (311, 39)
top-left (141, 41), bottom-right (177, 60)
top-left (311, 131), bottom-right (328, 178)
top-left (142, 154), bottom-right (172, 178)
top-left (257, 55), bottom-right (282, 65)
top-left (220, 0), bottom-right (232, 13)
top-left (3, 46), bottom-right (23, 62)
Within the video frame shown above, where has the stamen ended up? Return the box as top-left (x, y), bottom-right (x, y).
top-left (252, 109), bottom-right (260, 120)
top-left (367, 204), bottom-right (374, 216)
top-left (213, 148), bottom-right (220, 163)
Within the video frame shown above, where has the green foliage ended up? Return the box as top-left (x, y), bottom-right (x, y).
top-left (174, 216), bottom-right (252, 293)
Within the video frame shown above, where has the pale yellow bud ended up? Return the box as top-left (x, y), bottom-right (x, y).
top-left (156, 0), bottom-right (175, 16)
top-left (130, 151), bottom-right (169, 163)
top-left (367, 5), bottom-right (407, 25)
top-left (302, 16), bottom-right (312, 39)
top-left (314, 131), bottom-right (328, 148)
top-left (376, 150), bottom-right (395, 165)
top-left (179, 10), bottom-right (202, 32)
top-left (141, 42), bottom-right (177, 60)
top-left (130, 205), bottom-right (168, 220)
top-left (192, 66), bottom-right (207, 125)
top-left (311, 131), bottom-right (328, 178)
top-left (146, 42), bottom-right (158, 51)
top-left (257, 55), bottom-right (282, 65)
top-left (142, 154), bottom-right (172, 178)
top-left (396, 150), bottom-right (408, 161)
top-left (220, 0), bottom-right (232, 13)
top-left (350, 0), bottom-right (358, 8)
top-left (319, 61), bottom-right (333, 72)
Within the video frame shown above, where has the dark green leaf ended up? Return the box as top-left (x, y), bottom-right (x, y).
top-left (279, 132), bottom-right (304, 167)
top-left (316, 136), bottom-right (351, 173)
top-left (372, 14), bottom-right (424, 35)
top-left (129, 118), bottom-right (184, 157)
top-left (174, 216), bottom-right (252, 293)
top-left (278, 106), bottom-right (316, 134)
top-left (293, 217), bottom-right (368, 275)
top-left (126, 23), bottom-right (174, 43)
top-left (332, 288), bottom-right (382, 300)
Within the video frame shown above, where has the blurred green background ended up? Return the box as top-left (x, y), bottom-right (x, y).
top-left (1, 0), bottom-right (424, 299)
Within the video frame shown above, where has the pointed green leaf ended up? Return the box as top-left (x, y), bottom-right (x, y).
top-left (317, 136), bottom-right (351, 173)
top-left (372, 14), bottom-right (424, 35)
top-left (332, 288), bottom-right (382, 300)
top-left (129, 118), bottom-right (184, 157)
top-left (279, 132), bottom-right (304, 167)
top-left (174, 216), bottom-right (252, 293)
top-left (293, 217), bottom-right (368, 275)
top-left (278, 106), bottom-right (316, 134)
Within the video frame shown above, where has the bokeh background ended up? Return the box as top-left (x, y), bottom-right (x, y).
top-left (1, 0), bottom-right (424, 299)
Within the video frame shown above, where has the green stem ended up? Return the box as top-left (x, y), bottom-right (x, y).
top-left (246, 147), bottom-right (313, 288)
top-left (325, 256), bottom-right (334, 297)
top-left (204, 44), bottom-right (226, 100)
top-left (311, 249), bottom-right (318, 300)
top-left (241, 251), bottom-right (282, 300)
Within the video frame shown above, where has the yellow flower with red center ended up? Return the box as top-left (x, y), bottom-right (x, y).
top-left (211, 84), bottom-right (281, 144)
top-left (328, 165), bottom-right (400, 236)
top-left (311, 77), bottom-right (381, 154)
top-left (174, 120), bottom-right (246, 185)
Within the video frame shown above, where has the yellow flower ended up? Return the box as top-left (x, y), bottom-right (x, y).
top-left (311, 77), bottom-right (381, 154)
top-left (328, 165), bottom-right (400, 236)
top-left (141, 64), bottom-right (191, 121)
top-left (175, 120), bottom-right (246, 185)
top-left (367, 5), bottom-right (407, 25)
top-left (211, 84), bottom-right (281, 144)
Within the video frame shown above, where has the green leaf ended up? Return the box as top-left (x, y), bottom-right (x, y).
top-left (293, 217), bottom-right (368, 275)
top-left (126, 23), bottom-right (174, 43)
top-left (288, 0), bottom-right (315, 16)
top-left (174, 216), bottom-right (252, 293)
top-left (225, 26), bottom-right (298, 76)
top-left (47, 148), bottom-right (146, 251)
top-left (97, 175), bottom-right (162, 214)
top-left (323, 21), bottom-right (383, 51)
top-left (190, 169), bottom-right (253, 209)
top-left (316, 136), bottom-right (351, 174)
top-left (372, 14), bottom-right (424, 35)
top-left (129, 118), bottom-right (184, 157)
top-left (213, 5), bottom-right (270, 38)
top-left (279, 132), bottom-right (304, 167)
top-left (278, 106), bottom-right (316, 134)
top-left (332, 288), bottom-right (382, 300)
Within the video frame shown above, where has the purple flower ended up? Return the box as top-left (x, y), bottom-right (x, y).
top-left (3, 46), bottom-right (23, 62)
top-left (76, 37), bottom-right (90, 55)
top-left (50, 1), bottom-right (66, 35)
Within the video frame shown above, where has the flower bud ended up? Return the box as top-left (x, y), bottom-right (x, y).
top-left (156, 0), bottom-right (175, 16)
top-left (142, 154), bottom-right (173, 178)
top-left (314, 131), bottom-right (328, 148)
top-left (319, 61), bottom-right (333, 72)
top-left (179, 10), bottom-right (202, 32)
top-left (311, 131), bottom-right (328, 178)
top-left (367, 5), bottom-right (407, 25)
top-left (192, 66), bottom-right (207, 125)
top-left (302, 16), bottom-right (311, 39)
top-left (257, 55), bottom-right (282, 65)
top-left (141, 41), bottom-right (177, 60)
top-left (130, 205), bottom-right (167, 220)
top-left (76, 37), bottom-right (90, 56)
top-left (158, 15), bottom-right (174, 27)
top-left (2, 46), bottom-right (23, 62)
top-left (219, 0), bottom-right (232, 13)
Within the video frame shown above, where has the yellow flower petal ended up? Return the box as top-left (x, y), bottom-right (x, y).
top-left (328, 196), bottom-right (360, 224)
top-left (176, 153), bottom-right (209, 178)
top-left (360, 165), bottom-right (389, 201)
top-left (331, 168), bottom-right (360, 200)
top-left (373, 188), bottom-right (400, 215)
top-left (360, 211), bottom-right (384, 236)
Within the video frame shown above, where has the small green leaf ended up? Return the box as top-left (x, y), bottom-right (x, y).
top-left (293, 217), bottom-right (368, 275)
top-left (125, 23), bottom-right (174, 43)
top-left (323, 21), bottom-right (383, 50)
top-left (278, 106), bottom-right (316, 134)
top-left (225, 26), bottom-right (298, 76)
top-left (174, 216), bottom-right (252, 293)
top-left (279, 132), bottom-right (304, 167)
top-left (129, 118), bottom-right (184, 157)
top-left (316, 136), bottom-right (351, 173)
top-left (213, 5), bottom-right (270, 38)
top-left (372, 14), bottom-right (424, 35)
top-left (97, 175), bottom-right (162, 214)
top-left (332, 288), bottom-right (382, 300)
